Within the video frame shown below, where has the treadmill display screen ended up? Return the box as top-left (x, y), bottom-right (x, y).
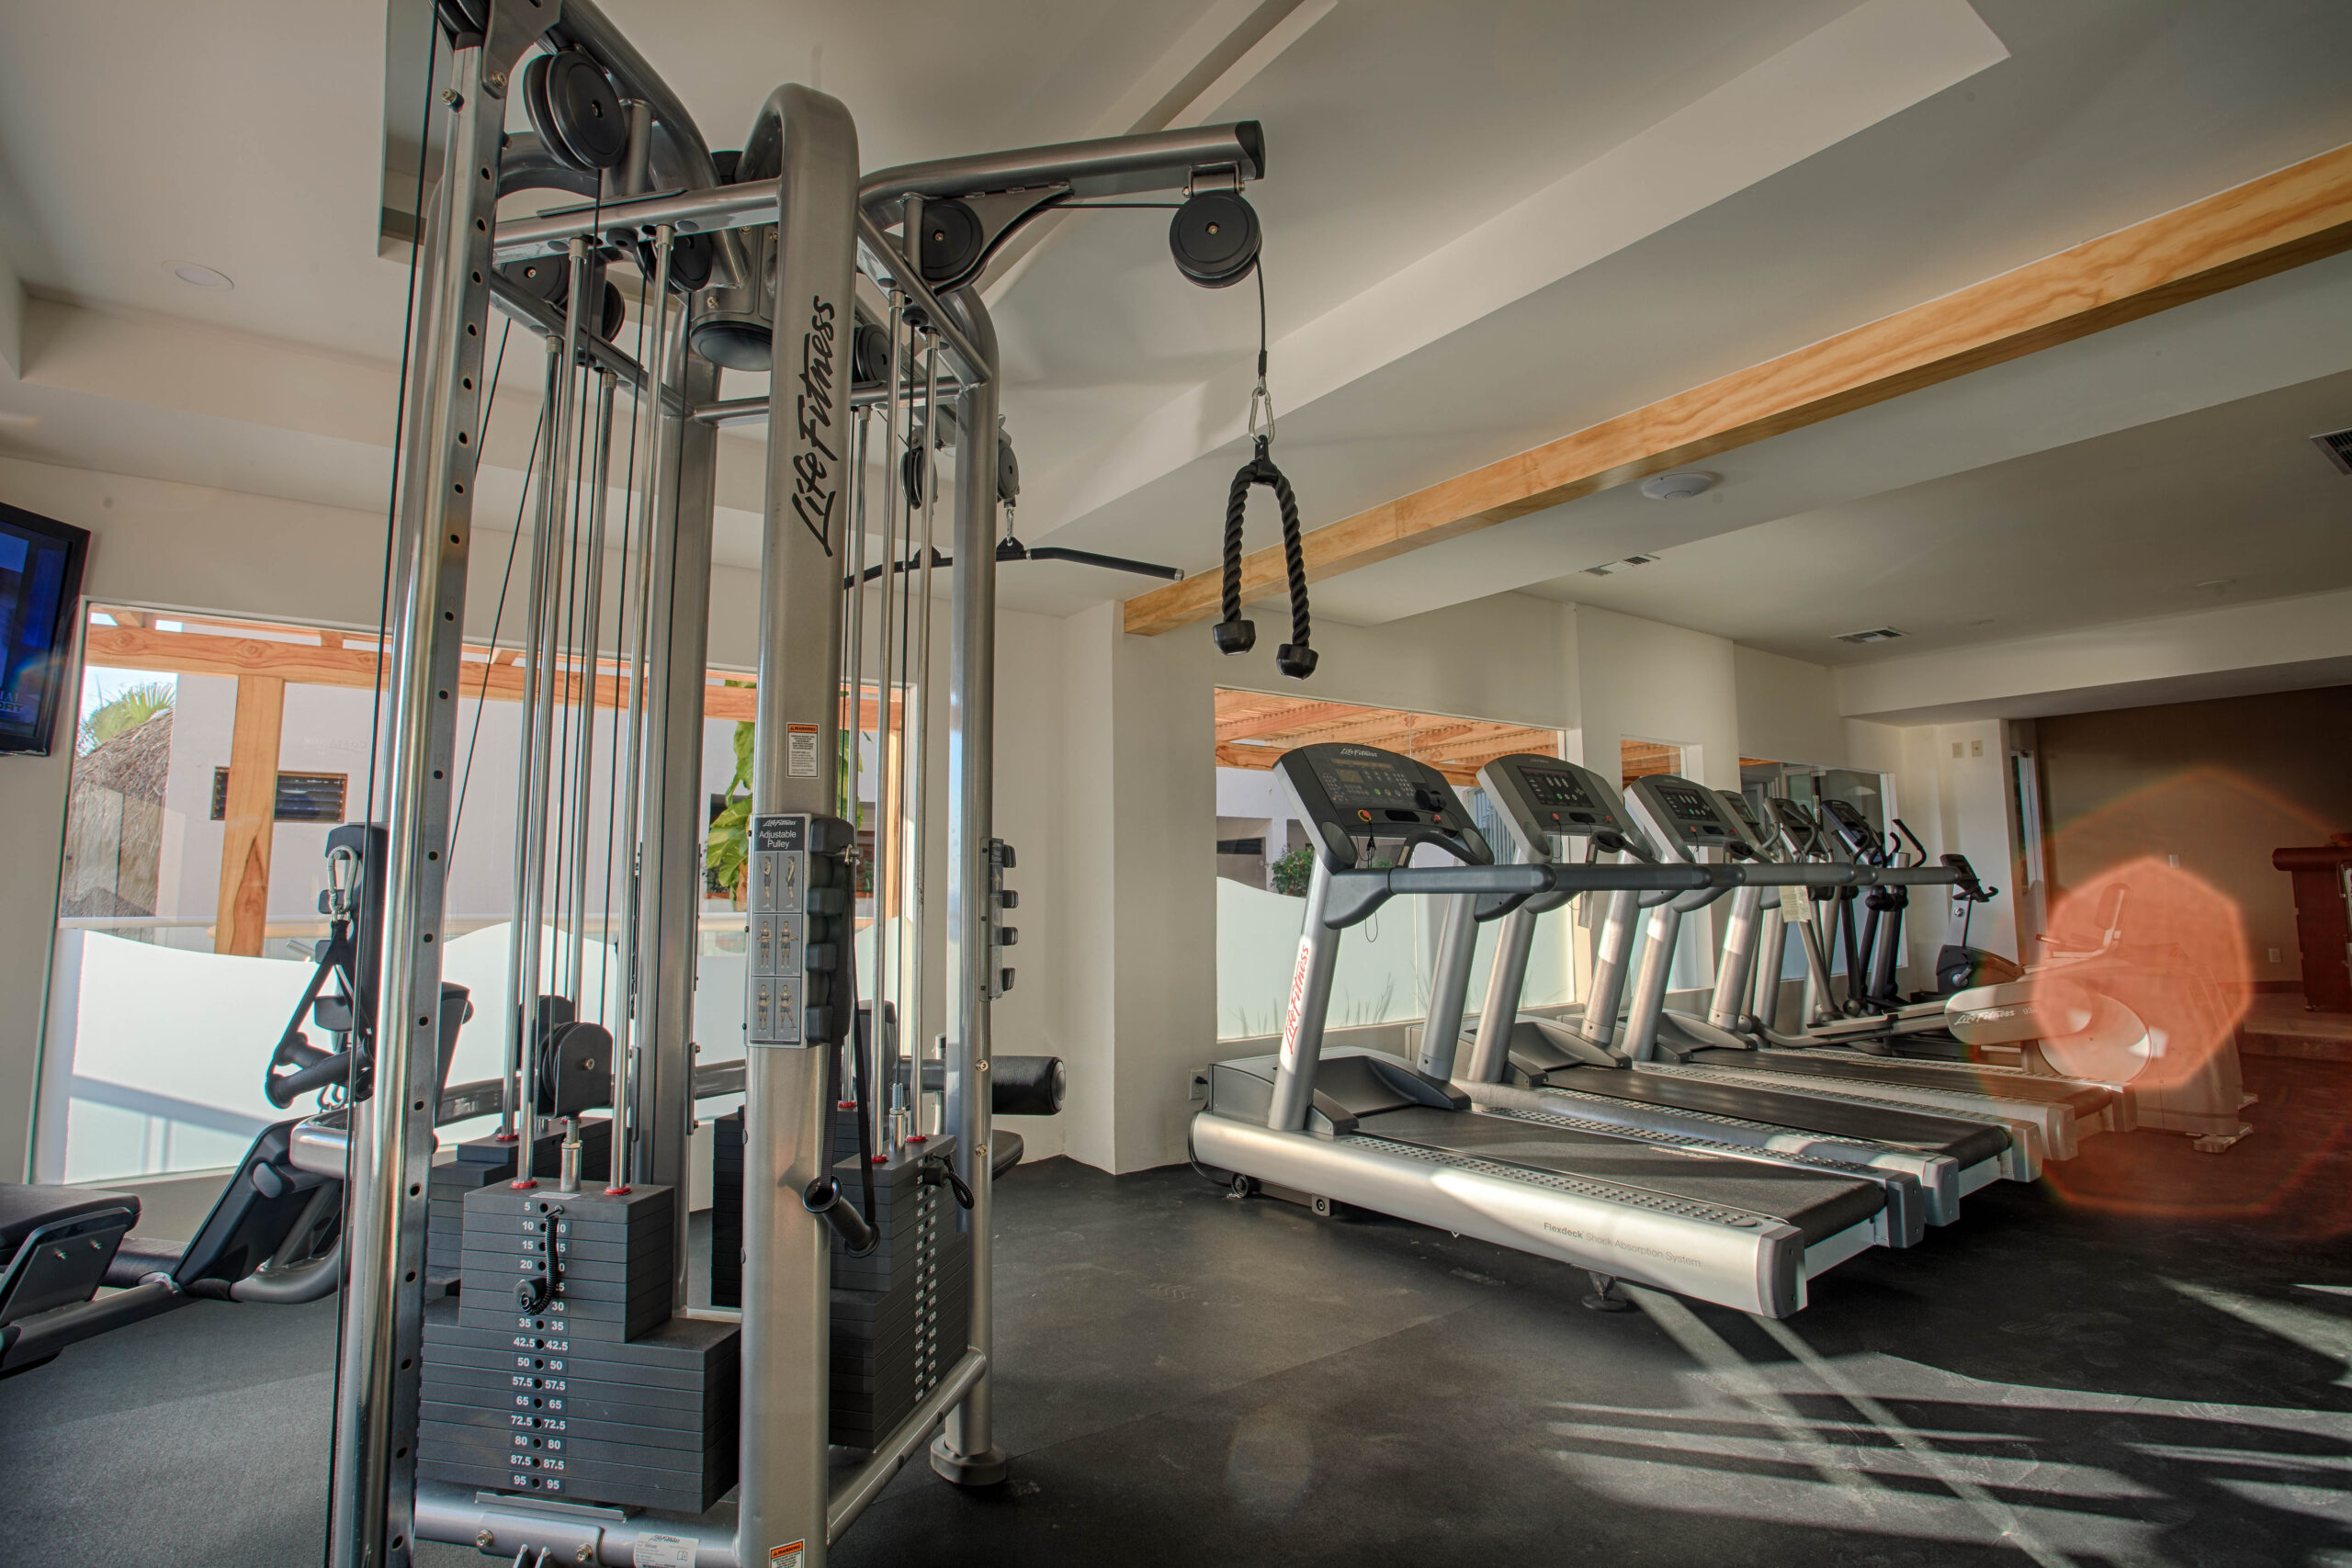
top-left (1315, 758), bottom-right (1420, 809)
top-left (1525, 769), bottom-right (1596, 810)
top-left (1719, 792), bottom-right (1764, 833)
top-left (1658, 784), bottom-right (1721, 825)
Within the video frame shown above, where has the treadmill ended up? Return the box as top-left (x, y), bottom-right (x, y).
top-left (1193, 743), bottom-right (1897, 1319)
top-left (1615, 776), bottom-right (2125, 1165)
top-left (1428, 754), bottom-right (2014, 1226)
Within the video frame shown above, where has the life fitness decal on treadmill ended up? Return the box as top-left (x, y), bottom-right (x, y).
top-left (1278, 934), bottom-right (1314, 1069)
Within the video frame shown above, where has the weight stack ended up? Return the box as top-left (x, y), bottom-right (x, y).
top-left (426, 1122), bottom-right (610, 1294)
top-left (418, 1183), bottom-right (738, 1513)
top-left (710, 1112), bottom-right (743, 1310)
top-left (830, 1137), bottom-right (970, 1450)
top-left (707, 1111), bottom-right (970, 1450)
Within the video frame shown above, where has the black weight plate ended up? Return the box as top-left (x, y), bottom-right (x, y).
top-left (918, 198), bottom-right (984, 286)
top-left (598, 281), bottom-right (627, 344)
top-left (546, 51), bottom-right (628, 171)
top-left (520, 54), bottom-right (583, 174)
top-left (1170, 190), bottom-right (1261, 288)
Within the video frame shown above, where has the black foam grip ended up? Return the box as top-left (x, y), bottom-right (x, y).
top-left (267, 1049), bottom-right (357, 1110)
top-left (991, 1055), bottom-right (1065, 1117)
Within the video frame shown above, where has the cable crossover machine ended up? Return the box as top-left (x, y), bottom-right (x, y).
top-left (303, 1), bottom-right (1278, 1562)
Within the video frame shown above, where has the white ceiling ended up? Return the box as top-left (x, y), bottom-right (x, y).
top-left (1521, 367), bottom-right (2352, 666)
top-left (0, 0), bottom-right (2348, 665)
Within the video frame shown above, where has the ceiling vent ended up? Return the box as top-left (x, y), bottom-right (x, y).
top-left (1835, 626), bottom-right (1905, 645)
top-left (1581, 554), bottom-right (1662, 577)
top-left (2313, 427), bottom-right (2352, 476)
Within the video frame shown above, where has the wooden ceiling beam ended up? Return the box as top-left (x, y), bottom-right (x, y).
top-left (82, 625), bottom-right (918, 732)
top-left (1124, 141), bottom-right (2352, 637)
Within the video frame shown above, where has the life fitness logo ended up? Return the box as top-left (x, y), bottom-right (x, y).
top-left (1278, 934), bottom-right (1315, 1069)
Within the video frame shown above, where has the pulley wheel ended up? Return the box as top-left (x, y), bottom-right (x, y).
top-left (525, 51), bottom-right (625, 172)
top-left (434, 0), bottom-right (488, 39)
top-left (1169, 190), bottom-right (1260, 288)
top-left (520, 54), bottom-right (572, 170)
top-left (636, 230), bottom-right (713, 292)
top-left (851, 322), bottom-right (891, 388)
top-left (544, 51), bottom-right (628, 170)
top-left (502, 256), bottom-right (567, 306)
top-left (918, 198), bottom-right (985, 287)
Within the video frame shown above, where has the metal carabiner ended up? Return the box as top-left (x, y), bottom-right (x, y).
top-left (1247, 378), bottom-right (1277, 446)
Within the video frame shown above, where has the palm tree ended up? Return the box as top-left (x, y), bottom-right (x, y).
top-left (77, 681), bottom-right (175, 755)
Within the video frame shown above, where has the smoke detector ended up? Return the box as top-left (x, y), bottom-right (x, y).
top-left (1835, 626), bottom-right (1905, 645)
top-left (2312, 427), bottom-right (2352, 476)
top-left (1638, 470), bottom-right (1715, 501)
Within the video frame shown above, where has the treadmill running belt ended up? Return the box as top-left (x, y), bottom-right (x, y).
top-left (1687, 1049), bottom-right (2116, 1115)
top-left (1539, 1066), bottom-right (2011, 1168)
top-left (1366, 1107), bottom-right (1883, 1246)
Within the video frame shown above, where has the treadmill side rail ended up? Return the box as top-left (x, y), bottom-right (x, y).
top-left (1192, 1111), bottom-right (1811, 1318)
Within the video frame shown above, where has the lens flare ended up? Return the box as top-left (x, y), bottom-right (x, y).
top-left (2031, 769), bottom-right (2348, 1232)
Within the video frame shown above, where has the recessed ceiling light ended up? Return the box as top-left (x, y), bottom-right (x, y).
top-left (1835, 626), bottom-right (1905, 645)
top-left (1968, 617), bottom-right (1997, 626)
top-left (165, 261), bottom-right (233, 290)
top-left (2194, 578), bottom-right (2234, 592)
top-left (1638, 470), bottom-right (1715, 501)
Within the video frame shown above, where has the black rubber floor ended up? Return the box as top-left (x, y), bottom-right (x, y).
top-left (4, 1055), bottom-right (2348, 1567)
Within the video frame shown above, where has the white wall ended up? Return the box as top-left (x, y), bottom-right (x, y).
top-left (1573, 604), bottom-right (1739, 788)
top-left (1736, 644), bottom-right (1848, 766)
top-left (1883, 718), bottom-right (2022, 972)
top-left (1059, 592), bottom-right (1581, 1173)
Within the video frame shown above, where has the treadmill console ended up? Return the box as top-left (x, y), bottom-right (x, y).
top-left (1475, 753), bottom-right (1639, 862)
top-left (1818, 797), bottom-right (1885, 863)
top-left (1625, 773), bottom-right (1746, 859)
top-left (1713, 789), bottom-right (1772, 855)
top-left (1276, 743), bottom-right (1490, 871)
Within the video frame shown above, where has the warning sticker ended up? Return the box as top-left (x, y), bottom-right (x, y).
top-left (633, 1533), bottom-right (696, 1568)
top-left (1277, 934), bottom-right (1314, 1069)
top-left (770, 1543), bottom-right (807, 1568)
top-left (786, 724), bottom-right (820, 778)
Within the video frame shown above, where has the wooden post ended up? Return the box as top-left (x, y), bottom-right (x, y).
top-left (214, 674), bottom-right (286, 956)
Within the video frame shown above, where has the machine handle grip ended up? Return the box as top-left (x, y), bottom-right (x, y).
top-left (803, 1178), bottom-right (877, 1256)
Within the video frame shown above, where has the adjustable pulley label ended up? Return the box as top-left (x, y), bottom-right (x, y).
top-left (748, 815), bottom-right (808, 1046)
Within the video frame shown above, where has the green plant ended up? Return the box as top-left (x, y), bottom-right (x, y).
top-left (704, 697), bottom-right (869, 898)
top-left (77, 681), bottom-right (173, 755)
top-left (1270, 843), bottom-right (1314, 897)
top-left (704, 706), bottom-right (755, 898)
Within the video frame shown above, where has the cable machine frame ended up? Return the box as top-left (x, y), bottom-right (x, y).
top-left (330, 4), bottom-right (1265, 1563)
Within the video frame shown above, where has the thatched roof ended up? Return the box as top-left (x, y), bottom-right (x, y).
top-left (75, 710), bottom-right (172, 803)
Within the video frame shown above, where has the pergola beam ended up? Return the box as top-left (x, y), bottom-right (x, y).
top-left (83, 624), bottom-right (910, 731)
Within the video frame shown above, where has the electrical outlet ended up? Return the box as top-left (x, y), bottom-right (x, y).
top-left (1188, 1065), bottom-right (1211, 1102)
top-left (2269, 947), bottom-right (2283, 964)
top-left (1951, 741), bottom-right (1963, 759)
top-left (1970, 739), bottom-right (1984, 758)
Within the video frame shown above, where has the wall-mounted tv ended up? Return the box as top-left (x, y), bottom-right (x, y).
top-left (0, 501), bottom-right (91, 757)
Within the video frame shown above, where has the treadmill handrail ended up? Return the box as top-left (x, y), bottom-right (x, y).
top-left (1323, 863), bottom-right (1710, 930)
